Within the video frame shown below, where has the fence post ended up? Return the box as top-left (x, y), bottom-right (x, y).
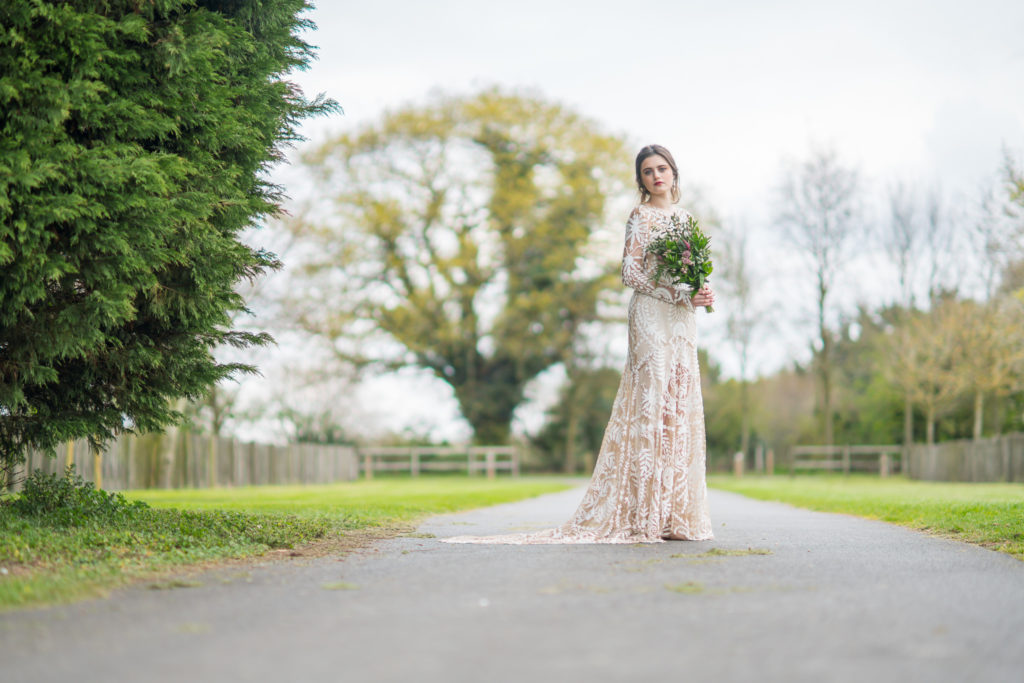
top-left (766, 449), bottom-right (774, 476)
top-left (411, 449), bottom-right (420, 477)
top-left (363, 452), bottom-right (373, 480)
top-left (733, 452), bottom-right (744, 477)
top-left (208, 434), bottom-right (218, 488)
top-left (486, 450), bottom-right (496, 480)
top-left (879, 453), bottom-right (890, 478)
top-left (1002, 436), bottom-right (1012, 483)
top-left (842, 445), bottom-right (851, 476)
top-left (92, 447), bottom-right (103, 489)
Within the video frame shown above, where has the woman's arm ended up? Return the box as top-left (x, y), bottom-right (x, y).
top-left (621, 209), bottom-right (693, 307)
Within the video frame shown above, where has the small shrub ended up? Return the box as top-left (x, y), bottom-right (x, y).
top-left (7, 467), bottom-right (148, 525)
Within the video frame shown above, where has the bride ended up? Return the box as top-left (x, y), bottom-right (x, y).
top-left (444, 144), bottom-right (715, 544)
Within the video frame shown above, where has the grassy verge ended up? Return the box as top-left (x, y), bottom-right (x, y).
top-left (709, 474), bottom-right (1024, 561)
top-left (0, 476), bottom-right (571, 611)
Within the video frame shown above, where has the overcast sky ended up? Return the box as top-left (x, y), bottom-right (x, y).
top-left (288, 0), bottom-right (1024, 216)
top-left (249, 1), bottom-right (1024, 442)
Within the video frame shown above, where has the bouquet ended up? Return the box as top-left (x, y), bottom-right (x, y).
top-left (645, 213), bottom-right (714, 312)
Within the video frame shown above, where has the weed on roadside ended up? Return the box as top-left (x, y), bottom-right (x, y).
top-left (670, 547), bottom-right (772, 559)
top-left (665, 581), bottom-right (704, 594)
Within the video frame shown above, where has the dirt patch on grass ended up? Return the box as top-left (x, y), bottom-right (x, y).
top-left (156, 523), bottom-right (417, 577)
top-left (284, 524), bottom-right (417, 558)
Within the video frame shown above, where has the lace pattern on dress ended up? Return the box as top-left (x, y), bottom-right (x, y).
top-left (443, 204), bottom-right (713, 544)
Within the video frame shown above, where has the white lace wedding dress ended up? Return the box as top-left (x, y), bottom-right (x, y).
top-left (443, 204), bottom-right (713, 544)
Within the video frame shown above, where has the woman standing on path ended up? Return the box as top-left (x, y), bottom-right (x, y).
top-left (444, 144), bottom-right (715, 544)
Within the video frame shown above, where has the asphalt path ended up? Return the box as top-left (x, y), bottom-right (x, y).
top-left (2, 484), bottom-right (1023, 682)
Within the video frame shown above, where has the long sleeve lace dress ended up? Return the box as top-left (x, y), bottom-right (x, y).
top-left (443, 204), bottom-right (713, 544)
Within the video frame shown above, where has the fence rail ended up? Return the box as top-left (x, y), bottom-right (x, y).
top-left (790, 444), bottom-right (903, 476)
top-left (358, 446), bottom-right (520, 479)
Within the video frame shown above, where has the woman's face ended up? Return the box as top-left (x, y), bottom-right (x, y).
top-left (640, 154), bottom-right (674, 198)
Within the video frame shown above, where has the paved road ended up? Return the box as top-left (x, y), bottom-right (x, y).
top-left (3, 485), bottom-right (1023, 683)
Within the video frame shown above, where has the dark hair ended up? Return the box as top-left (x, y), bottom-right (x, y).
top-left (635, 144), bottom-right (680, 204)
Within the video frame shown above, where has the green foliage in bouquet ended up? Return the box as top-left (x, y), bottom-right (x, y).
top-left (646, 214), bottom-right (715, 312)
top-left (0, 1), bottom-right (336, 471)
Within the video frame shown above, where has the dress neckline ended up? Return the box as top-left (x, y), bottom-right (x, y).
top-left (639, 203), bottom-right (676, 214)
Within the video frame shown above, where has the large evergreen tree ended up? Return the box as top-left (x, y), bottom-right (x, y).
top-left (0, 1), bottom-right (335, 473)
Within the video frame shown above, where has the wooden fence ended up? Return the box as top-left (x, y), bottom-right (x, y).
top-left (6, 437), bottom-right (522, 492)
top-left (8, 433), bottom-right (359, 492)
top-left (790, 444), bottom-right (904, 476)
top-left (359, 446), bottom-right (520, 479)
top-left (907, 433), bottom-right (1024, 482)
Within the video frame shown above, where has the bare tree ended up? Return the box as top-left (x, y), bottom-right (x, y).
top-left (718, 222), bottom-right (770, 458)
top-left (775, 147), bottom-right (862, 446)
top-left (973, 185), bottom-right (1015, 300)
top-left (919, 187), bottom-right (972, 303)
top-left (884, 182), bottom-right (920, 309)
top-left (881, 182), bottom-right (924, 449)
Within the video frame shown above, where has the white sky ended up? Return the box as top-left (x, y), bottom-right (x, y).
top-left (244, 1), bottom-right (1024, 442)
top-left (291, 0), bottom-right (1024, 214)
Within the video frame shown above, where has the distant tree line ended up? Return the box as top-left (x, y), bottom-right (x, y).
top-left (264, 87), bottom-right (1024, 470)
top-left (537, 148), bottom-right (1024, 470)
top-left (699, 150), bottom-right (1024, 467)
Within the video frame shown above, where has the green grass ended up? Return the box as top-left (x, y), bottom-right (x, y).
top-left (709, 474), bottom-right (1024, 561)
top-left (0, 476), bottom-right (570, 611)
top-left (128, 477), bottom-right (569, 521)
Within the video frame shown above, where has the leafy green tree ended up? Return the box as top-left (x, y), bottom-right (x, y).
top-left (951, 297), bottom-right (1024, 439)
top-left (276, 408), bottom-right (351, 446)
top-left (531, 366), bottom-right (622, 473)
top-left (289, 89), bottom-right (629, 443)
top-left (884, 298), bottom-right (964, 444)
top-left (0, 1), bottom-right (335, 475)
top-left (829, 308), bottom-right (904, 445)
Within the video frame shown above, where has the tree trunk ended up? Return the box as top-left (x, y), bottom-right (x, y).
top-left (903, 394), bottom-right (913, 446)
top-left (158, 399), bottom-right (187, 488)
top-left (903, 393), bottom-right (913, 469)
top-left (822, 364), bottom-right (833, 447)
top-left (158, 422), bottom-right (180, 489)
top-left (453, 367), bottom-right (522, 445)
top-left (818, 278), bottom-right (833, 447)
top-left (973, 390), bottom-right (984, 441)
top-left (564, 404), bottom-right (579, 475)
top-left (993, 397), bottom-right (1005, 436)
top-left (740, 379), bottom-right (751, 459)
top-left (926, 405), bottom-right (936, 445)
top-left (563, 360), bottom-right (581, 474)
